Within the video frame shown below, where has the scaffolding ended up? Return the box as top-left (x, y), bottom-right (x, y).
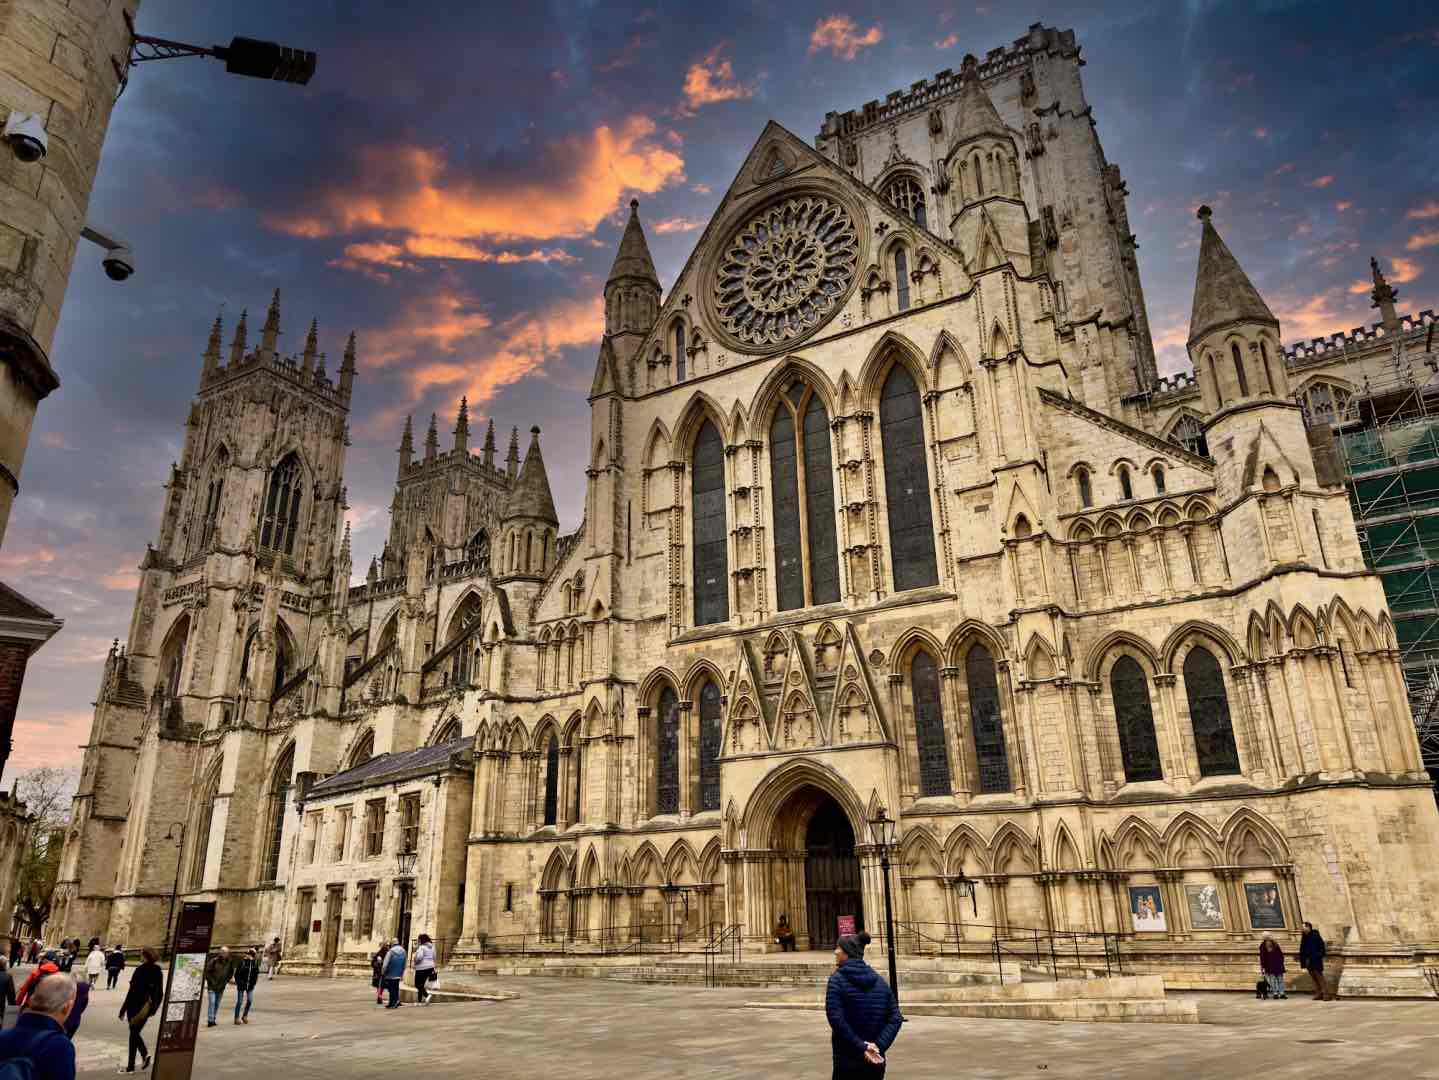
top-left (1327, 326), bottom-right (1439, 773)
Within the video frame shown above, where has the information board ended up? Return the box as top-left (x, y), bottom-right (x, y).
top-left (153, 901), bottom-right (216, 1080)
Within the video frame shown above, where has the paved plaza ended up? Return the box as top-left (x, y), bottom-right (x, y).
top-left (1, 970), bottom-right (1427, 1079)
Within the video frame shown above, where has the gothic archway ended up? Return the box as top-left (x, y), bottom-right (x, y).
top-left (769, 784), bottom-right (864, 949)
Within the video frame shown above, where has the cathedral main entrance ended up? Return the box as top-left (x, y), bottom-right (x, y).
top-left (803, 797), bottom-right (862, 949)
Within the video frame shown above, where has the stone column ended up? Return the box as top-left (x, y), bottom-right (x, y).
top-left (1152, 673), bottom-right (1193, 788)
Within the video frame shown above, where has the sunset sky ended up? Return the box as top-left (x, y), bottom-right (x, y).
top-left (6, 0), bottom-right (1438, 770)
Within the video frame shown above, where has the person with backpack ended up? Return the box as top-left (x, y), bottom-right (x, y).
top-left (104, 947), bottom-right (125, 991)
top-left (825, 932), bottom-right (902, 1079)
top-left (231, 948), bottom-right (259, 1025)
top-left (381, 940), bottom-right (406, 1009)
top-left (0, 971), bottom-right (78, 1080)
top-left (117, 947), bottom-right (163, 1074)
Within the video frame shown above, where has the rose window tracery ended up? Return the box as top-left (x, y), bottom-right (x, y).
top-left (714, 195), bottom-right (859, 348)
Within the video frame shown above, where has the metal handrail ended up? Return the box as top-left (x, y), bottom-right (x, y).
top-left (890, 919), bottom-right (1123, 983)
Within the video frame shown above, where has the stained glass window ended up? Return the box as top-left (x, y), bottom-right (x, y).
top-left (1183, 646), bottom-right (1241, 777)
top-left (912, 650), bottom-right (951, 797)
top-left (656, 687), bottom-right (681, 814)
top-left (894, 246), bottom-right (910, 311)
top-left (966, 643), bottom-right (1012, 793)
top-left (699, 680), bottom-right (722, 811)
top-left (880, 366), bottom-right (938, 590)
top-left (692, 420), bottom-right (729, 625)
top-left (543, 735), bottom-right (560, 825)
top-left (1111, 656), bottom-right (1162, 782)
top-left (770, 383), bottom-right (840, 611)
top-left (259, 452), bottom-right (303, 555)
top-left (883, 175), bottom-right (927, 230)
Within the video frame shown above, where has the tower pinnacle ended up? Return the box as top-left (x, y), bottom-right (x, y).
top-left (340, 331), bottom-right (357, 397)
top-left (506, 425), bottom-right (520, 479)
top-left (482, 417), bottom-right (496, 469)
top-left (228, 309), bottom-right (248, 366)
top-left (425, 413), bottom-right (439, 460)
top-left (302, 318), bottom-right (318, 374)
top-left (259, 288), bottom-right (281, 361)
top-left (398, 415), bottom-right (413, 475)
top-left (1370, 256), bottom-right (1400, 332)
top-left (202, 311), bottom-right (223, 384)
top-left (454, 396), bottom-right (470, 453)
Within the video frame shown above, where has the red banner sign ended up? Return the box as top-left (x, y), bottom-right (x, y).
top-left (837, 915), bottom-right (856, 938)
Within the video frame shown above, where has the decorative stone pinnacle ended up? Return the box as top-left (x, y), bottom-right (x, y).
top-left (1196, 204), bottom-right (1213, 222)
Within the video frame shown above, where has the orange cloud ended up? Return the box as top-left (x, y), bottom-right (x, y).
top-left (691, 183), bottom-right (712, 195)
top-left (934, 32), bottom-right (959, 49)
top-left (1389, 256), bottom-right (1423, 284)
top-left (1408, 200), bottom-right (1439, 220)
top-left (1334, 200), bottom-right (1353, 212)
top-left (652, 217), bottom-right (705, 234)
top-left (1309, 175), bottom-right (1334, 188)
top-left (337, 238), bottom-right (579, 271)
top-left (1406, 230), bottom-right (1439, 251)
top-left (265, 116), bottom-right (685, 252)
top-left (809, 14), bottom-right (883, 60)
top-left (1271, 287), bottom-right (1370, 340)
top-left (1252, 127), bottom-right (1268, 139)
top-left (1270, 162), bottom-right (1295, 177)
top-left (681, 44), bottom-right (755, 112)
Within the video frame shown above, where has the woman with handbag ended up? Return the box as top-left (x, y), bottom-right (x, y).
top-left (118, 946), bottom-right (164, 1073)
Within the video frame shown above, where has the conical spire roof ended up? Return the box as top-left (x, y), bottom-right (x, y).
top-left (606, 199), bottom-right (659, 287)
top-left (947, 54), bottom-right (1010, 154)
top-left (502, 426), bottom-right (558, 524)
top-left (1187, 206), bottom-right (1278, 346)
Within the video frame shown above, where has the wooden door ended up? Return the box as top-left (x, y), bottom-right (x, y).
top-left (804, 801), bottom-right (862, 948)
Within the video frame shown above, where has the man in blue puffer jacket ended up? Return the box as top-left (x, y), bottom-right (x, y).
top-left (381, 941), bottom-right (407, 1009)
top-left (825, 931), bottom-right (901, 1079)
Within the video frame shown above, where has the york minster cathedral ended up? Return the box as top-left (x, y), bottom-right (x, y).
top-left (53, 24), bottom-right (1439, 994)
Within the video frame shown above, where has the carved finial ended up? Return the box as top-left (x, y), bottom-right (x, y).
top-left (302, 318), bottom-right (318, 373)
top-left (229, 309), bottom-right (248, 365)
top-left (454, 396), bottom-right (470, 453)
top-left (425, 412), bottom-right (439, 460)
top-left (1196, 204), bottom-right (1213, 223)
top-left (1371, 255), bottom-right (1399, 330)
top-left (482, 416), bottom-right (496, 468)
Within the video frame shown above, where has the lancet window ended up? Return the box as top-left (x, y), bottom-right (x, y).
top-left (1111, 656), bottom-right (1162, 782)
top-left (691, 420), bottom-right (729, 626)
top-left (911, 650), bottom-right (951, 797)
top-left (258, 452), bottom-right (303, 555)
top-left (880, 365), bottom-right (938, 590)
top-left (770, 381), bottom-right (840, 611)
top-left (965, 643), bottom-right (1011, 794)
top-left (1183, 646), bottom-right (1241, 777)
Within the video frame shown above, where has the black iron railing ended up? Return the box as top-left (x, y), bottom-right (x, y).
top-left (889, 919), bottom-right (1125, 983)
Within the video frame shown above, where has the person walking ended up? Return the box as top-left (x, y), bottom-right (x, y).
top-left (9, 938), bottom-right (19, 966)
top-left (412, 934), bottom-right (436, 1004)
top-left (231, 947), bottom-right (259, 1025)
top-left (381, 940), bottom-right (407, 1009)
top-left (0, 972), bottom-right (78, 1080)
top-left (825, 931), bottom-right (902, 1079)
top-left (84, 943), bottom-right (105, 987)
top-left (16, 960), bottom-right (59, 1008)
top-left (204, 946), bottom-right (234, 1028)
top-left (261, 937), bottom-right (282, 981)
top-left (1258, 934), bottom-right (1286, 999)
top-left (1298, 922), bottom-right (1334, 1000)
top-left (0, 956), bottom-right (16, 1028)
top-left (118, 947), bottom-right (163, 1074)
top-left (370, 942), bottom-right (389, 1006)
top-left (105, 945), bottom-right (126, 990)
top-left (60, 978), bottom-right (89, 1040)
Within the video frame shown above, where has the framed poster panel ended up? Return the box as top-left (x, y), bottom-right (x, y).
top-left (1245, 882), bottom-right (1285, 929)
top-left (1128, 884), bottom-right (1166, 932)
top-left (1184, 883), bottom-right (1224, 930)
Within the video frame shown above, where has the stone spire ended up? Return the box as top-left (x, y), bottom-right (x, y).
top-left (1370, 256), bottom-right (1400, 332)
top-left (259, 288), bottom-right (281, 362)
top-left (482, 417), bottom-right (496, 469)
top-left (1187, 205), bottom-right (1279, 348)
top-left (339, 331), bottom-right (357, 397)
top-left (604, 199), bottom-right (661, 345)
top-left (607, 199), bottom-right (659, 288)
top-left (947, 53), bottom-right (1009, 154)
top-left (228, 309), bottom-right (248, 366)
top-left (502, 426), bottom-right (559, 525)
top-left (454, 396), bottom-right (470, 454)
top-left (425, 413), bottom-right (439, 460)
top-left (506, 425), bottom-right (520, 479)
top-left (367, 554), bottom-right (379, 584)
top-left (398, 415), bottom-right (413, 475)
top-left (202, 311), bottom-right (222, 384)
top-left (315, 352), bottom-right (327, 380)
top-left (302, 318), bottom-right (318, 374)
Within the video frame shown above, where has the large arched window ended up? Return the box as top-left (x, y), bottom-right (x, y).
top-left (466, 529), bottom-right (490, 567)
top-left (1110, 656), bottom-right (1162, 783)
top-left (188, 762), bottom-right (221, 890)
top-left (1168, 414), bottom-right (1209, 458)
top-left (894, 246), bottom-right (911, 311)
top-left (965, 643), bottom-right (1011, 793)
top-left (446, 591), bottom-right (484, 686)
top-left (258, 452), bottom-right (303, 555)
top-left (347, 729), bottom-right (375, 770)
top-left (200, 447), bottom-right (228, 549)
top-left (691, 420), bottom-right (729, 625)
top-left (769, 382), bottom-right (840, 611)
top-left (261, 744), bottom-right (294, 883)
top-left (911, 650), bottom-right (951, 797)
top-left (158, 614), bottom-right (190, 699)
top-left (543, 734), bottom-right (560, 826)
top-left (656, 687), bottom-right (681, 814)
top-left (1183, 646), bottom-right (1241, 777)
top-left (673, 321), bottom-right (687, 383)
top-left (880, 365), bottom-right (938, 590)
top-left (883, 175), bottom-right (926, 230)
top-left (698, 680), bottom-right (722, 811)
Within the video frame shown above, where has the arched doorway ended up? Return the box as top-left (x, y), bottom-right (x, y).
top-left (804, 798), bottom-right (862, 948)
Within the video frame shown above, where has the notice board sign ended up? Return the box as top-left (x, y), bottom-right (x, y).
top-left (836, 914), bottom-right (857, 939)
top-left (153, 901), bottom-right (216, 1080)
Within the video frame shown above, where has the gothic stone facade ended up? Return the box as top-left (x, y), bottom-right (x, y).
top-left (55, 25), bottom-right (1439, 994)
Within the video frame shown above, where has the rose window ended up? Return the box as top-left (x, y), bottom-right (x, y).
top-left (714, 195), bottom-right (858, 347)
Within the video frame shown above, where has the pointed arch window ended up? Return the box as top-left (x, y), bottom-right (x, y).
top-left (261, 745), bottom-right (294, 883)
top-left (691, 420), bottom-right (729, 625)
top-left (466, 529), bottom-right (490, 567)
top-left (543, 734), bottom-right (560, 826)
top-left (1258, 339), bottom-right (1275, 394)
top-left (880, 365), bottom-right (938, 590)
top-left (347, 729), bottom-right (375, 770)
top-left (1169, 414), bottom-right (1209, 458)
top-left (883, 175), bottom-right (927, 230)
top-left (698, 680), bottom-right (722, 811)
top-left (894, 246), bottom-right (911, 311)
top-left (1111, 656), bottom-right (1162, 782)
top-left (259, 452), bottom-right (303, 555)
top-left (673, 321), bottom-right (687, 382)
top-left (1153, 466), bottom-right (1166, 495)
top-left (1183, 646), bottom-right (1241, 777)
top-left (188, 763), bottom-right (221, 890)
top-left (1076, 467), bottom-right (1093, 508)
top-left (571, 738), bottom-right (584, 823)
top-left (201, 447), bottom-right (228, 549)
top-left (911, 650), bottom-right (951, 797)
top-left (770, 382), bottom-right (840, 611)
top-left (965, 643), bottom-right (1012, 793)
top-left (656, 687), bottom-right (681, 814)
top-left (1118, 466), bottom-right (1133, 501)
top-left (1230, 342), bottom-right (1249, 397)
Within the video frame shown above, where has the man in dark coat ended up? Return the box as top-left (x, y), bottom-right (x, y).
top-left (825, 932), bottom-right (902, 1079)
top-left (105, 945), bottom-right (126, 990)
top-left (0, 971), bottom-right (78, 1080)
top-left (204, 946), bottom-right (235, 1027)
top-left (1298, 922), bottom-right (1334, 1000)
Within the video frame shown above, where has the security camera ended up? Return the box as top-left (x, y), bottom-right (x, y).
top-left (102, 244), bottom-right (134, 282)
top-left (81, 224), bottom-right (135, 284)
top-left (2, 112), bottom-right (47, 163)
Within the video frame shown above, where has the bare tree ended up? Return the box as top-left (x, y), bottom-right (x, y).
top-left (12, 767), bottom-right (77, 938)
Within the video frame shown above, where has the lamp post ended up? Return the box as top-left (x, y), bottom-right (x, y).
top-left (867, 807), bottom-right (900, 1004)
top-left (395, 850), bottom-right (418, 951)
top-left (163, 821), bottom-right (186, 956)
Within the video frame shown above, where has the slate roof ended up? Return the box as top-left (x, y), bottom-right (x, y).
top-left (307, 735), bottom-right (474, 798)
top-left (502, 427), bottom-right (558, 524)
top-left (0, 581), bottom-right (57, 621)
top-left (947, 54), bottom-right (1011, 155)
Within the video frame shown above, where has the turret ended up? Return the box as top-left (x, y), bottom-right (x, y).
top-left (603, 199), bottom-right (661, 374)
top-left (258, 288), bottom-right (281, 363)
top-left (302, 319), bottom-right (318, 374)
top-left (454, 396), bottom-right (470, 454)
top-left (944, 54), bottom-right (1028, 272)
top-left (228, 309), bottom-right (248, 366)
top-left (506, 426), bottom-right (520, 479)
top-left (201, 312), bottom-right (222, 385)
top-left (339, 331), bottom-right (357, 399)
top-left (424, 413), bottom-right (439, 461)
top-left (482, 418), bottom-right (496, 469)
top-left (498, 426), bottom-right (559, 579)
top-left (1371, 256), bottom-right (1400, 333)
top-left (398, 415), bottom-right (413, 475)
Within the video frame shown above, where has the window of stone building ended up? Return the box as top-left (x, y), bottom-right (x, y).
top-left (200, 447), bottom-right (228, 549)
top-left (258, 451), bottom-right (304, 555)
top-left (1153, 466), bottom-right (1166, 495)
top-left (894, 246), bottom-right (911, 311)
top-left (1299, 382), bottom-right (1353, 427)
top-left (769, 381), bottom-right (840, 611)
top-left (691, 419), bottom-right (729, 625)
top-left (570, 741), bottom-right (584, 823)
top-left (1110, 656), bottom-right (1163, 783)
top-left (305, 811), bottom-right (322, 865)
top-left (188, 764), bottom-right (220, 891)
top-left (911, 650), bottom-right (952, 797)
top-left (1076, 467), bottom-right (1093, 508)
top-left (503, 882), bottom-right (514, 913)
top-left (334, 807), bottom-right (352, 862)
top-left (656, 687), bottom-right (681, 815)
top-left (466, 529), bottom-right (489, 567)
top-left (399, 795), bottom-right (420, 853)
top-left (965, 643), bottom-right (1012, 794)
top-left (1183, 646), bottom-right (1241, 777)
top-left (1230, 343), bottom-right (1250, 397)
top-left (673, 321), bottom-right (687, 383)
top-left (883, 175), bottom-right (927, 230)
top-left (356, 883), bottom-right (376, 938)
top-left (295, 889), bottom-right (315, 945)
top-left (262, 744), bottom-right (294, 883)
top-left (1118, 466), bottom-right (1133, 501)
top-left (1169, 414), bottom-right (1209, 459)
top-left (364, 798), bottom-right (387, 858)
top-left (880, 365), bottom-right (939, 590)
top-left (698, 680), bottom-right (723, 812)
top-left (543, 735), bottom-right (560, 826)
